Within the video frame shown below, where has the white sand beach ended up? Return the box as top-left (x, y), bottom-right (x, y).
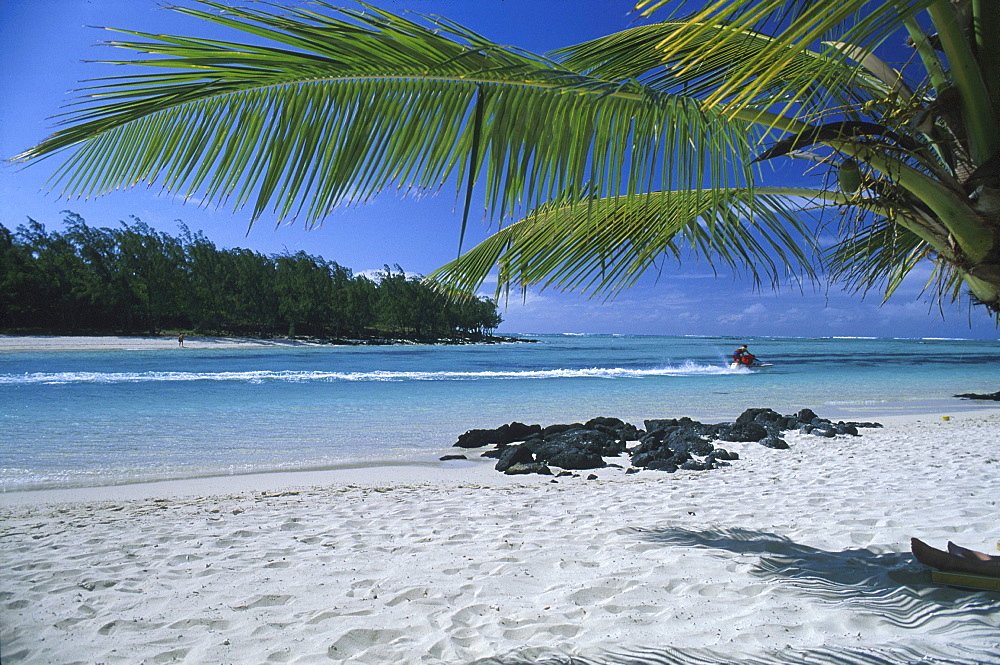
top-left (0, 334), bottom-right (335, 352)
top-left (2, 410), bottom-right (999, 665)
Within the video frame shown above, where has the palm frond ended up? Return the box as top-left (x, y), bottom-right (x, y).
top-left (555, 20), bottom-right (892, 115)
top-left (14, 0), bottom-right (756, 231)
top-left (631, 0), bottom-right (935, 119)
top-left (823, 213), bottom-right (962, 305)
top-left (430, 187), bottom-right (830, 298)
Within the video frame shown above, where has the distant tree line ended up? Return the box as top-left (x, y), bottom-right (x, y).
top-left (0, 213), bottom-right (502, 340)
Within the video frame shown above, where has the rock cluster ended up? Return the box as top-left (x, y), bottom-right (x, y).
top-left (955, 390), bottom-right (1000, 401)
top-left (450, 408), bottom-right (881, 476)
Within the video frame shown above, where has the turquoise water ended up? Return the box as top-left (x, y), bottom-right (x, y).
top-left (2, 334), bottom-right (998, 491)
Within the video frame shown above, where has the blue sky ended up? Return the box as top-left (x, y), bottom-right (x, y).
top-left (1, 0), bottom-right (996, 339)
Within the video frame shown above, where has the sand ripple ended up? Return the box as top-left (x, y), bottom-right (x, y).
top-left (2, 413), bottom-right (999, 664)
top-left (476, 645), bottom-right (998, 664)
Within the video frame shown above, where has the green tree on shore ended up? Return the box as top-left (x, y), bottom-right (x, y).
top-left (11, 1), bottom-right (1000, 319)
top-left (0, 216), bottom-right (503, 339)
top-left (116, 220), bottom-right (186, 335)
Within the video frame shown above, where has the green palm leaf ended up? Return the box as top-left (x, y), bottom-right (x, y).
top-left (823, 213), bottom-right (961, 306)
top-left (430, 187), bottom-right (828, 297)
top-left (555, 20), bottom-right (893, 113)
top-left (16, 1), bottom-right (756, 234)
top-left (633, 0), bottom-right (934, 114)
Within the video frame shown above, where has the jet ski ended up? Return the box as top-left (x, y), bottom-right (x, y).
top-left (730, 361), bottom-right (773, 369)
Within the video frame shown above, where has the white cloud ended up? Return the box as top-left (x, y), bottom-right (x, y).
top-left (716, 302), bottom-right (767, 325)
top-left (357, 267), bottom-right (423, 281)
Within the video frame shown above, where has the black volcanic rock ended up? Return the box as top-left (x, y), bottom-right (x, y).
top-left (956, 391), bottom-right (1000, 401)
top-left (718, 421), bottom-right (769, 443)
top-left (542, 423), bottom-right (581, 437)
top-left (524, 428), bottom-right (618, 470)
top-left (644, 418), bottom-right (680, 433)
top-left (645, 459), bottom-right (679, 472)
top-left (759, 436), bottom-right (789, 449)
top-left (585, 416), bottom-right (641, 441)
top-left (708, 448), bottom-right (739, 462)
top-left (549, 450), bottom-right (607, 470)
top-left (455, 422), bottom-right (542, 448)
top-left (796, 408), bottom-right (818, 423)
top-left (736, 408), bottom-right (783, 425)
top-left (462, 407), bottom-right (882, 477)
top-left (665, 430), bottom-right (715, 456)
top-left (504, 462), bottom-right (552, 476)
top-left (494, 444), bottom-right (534, 472)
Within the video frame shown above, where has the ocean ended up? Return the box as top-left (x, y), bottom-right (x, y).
top-left (2, 334), bottom-right (998, 491)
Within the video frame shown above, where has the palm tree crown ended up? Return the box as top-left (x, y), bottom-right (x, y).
top-left (12, 0), bottom-right (1000, 320)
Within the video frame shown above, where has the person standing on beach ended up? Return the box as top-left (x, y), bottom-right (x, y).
top-left (178, 332), bottom-right (185, 347)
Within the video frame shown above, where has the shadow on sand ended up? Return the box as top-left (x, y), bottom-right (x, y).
top-left (637, 527), bottom-right (1000, 623)
top-left (475, 527), bottom-right (1000, 665)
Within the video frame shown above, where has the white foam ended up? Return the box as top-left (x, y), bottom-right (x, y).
top-left (1, 362), bottom-right (745, 385)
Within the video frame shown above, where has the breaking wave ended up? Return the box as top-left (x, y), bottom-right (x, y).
top-left (2, 362), bottom-right (742, 385)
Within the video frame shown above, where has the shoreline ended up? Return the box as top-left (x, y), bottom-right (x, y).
top-left (0, 333), bottom-right (528, 352)
top-left (3, 333), bottom-right (998, 352)
top-left (2, 411), bottom-right (998, 664)
top-left (3, 408), bottom-right (998, 507)
top-left (0, 455), bottom-right (518, 507)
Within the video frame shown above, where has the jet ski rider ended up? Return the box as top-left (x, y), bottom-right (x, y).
top-left (733, 344), bottom-right (756, 366)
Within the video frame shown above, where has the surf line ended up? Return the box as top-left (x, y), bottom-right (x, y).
top-left (3, 364), bottom-right (742, 385)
